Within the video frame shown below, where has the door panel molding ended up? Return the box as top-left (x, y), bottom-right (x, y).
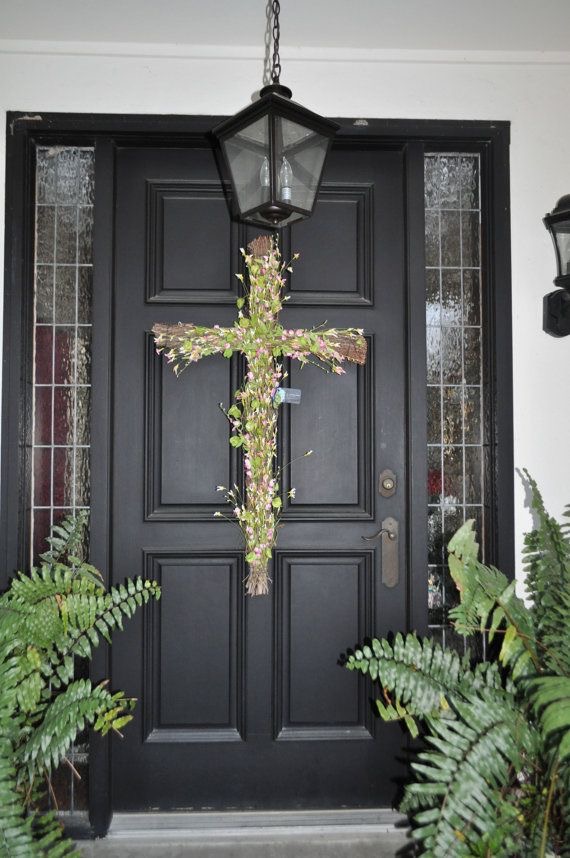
top-left (145, 179), bottom-right (244, 305)
top-left (142, 550), bottom-right (246, 744)
top-left (280, 336), bottom-right (374, 521)
top-left (273, 550), bottom-right (375, 742)
top-left (285, 182), bottom-right (374, 306)
top-left (144, 334), bottom-right (241, 521)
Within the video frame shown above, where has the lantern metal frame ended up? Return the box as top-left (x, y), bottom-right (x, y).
top-left (213, 84), bottom-right (339, 228)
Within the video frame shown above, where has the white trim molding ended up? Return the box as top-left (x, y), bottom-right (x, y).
top-left (2, 40), bottom-right (570, 66)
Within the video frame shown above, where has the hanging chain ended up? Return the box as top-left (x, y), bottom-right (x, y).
top-left (271, 0), bottom-right (282, 84)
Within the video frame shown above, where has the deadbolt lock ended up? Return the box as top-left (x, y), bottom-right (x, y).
top-left (379, 469), bottom-right (397, 498)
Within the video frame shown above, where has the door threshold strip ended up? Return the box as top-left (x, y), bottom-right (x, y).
top-left (108, 809), bottom-right (408, 840)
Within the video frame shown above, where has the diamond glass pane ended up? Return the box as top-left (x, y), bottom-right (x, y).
top-left (425, 154), bottom-right (485, 652)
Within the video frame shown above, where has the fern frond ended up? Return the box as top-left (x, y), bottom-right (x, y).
top-left (30, 809), bottom-right (80, 857)
top-left (0, 732), bottom-right (38, 856)
top-left (403, 690), bottom-right (534, 857)
top-left (530, 675), bottom-right (570, 765)
top-left (523, 470), bottom-right (570, 675)
top-left (555, 764), bottom-right (570, 856)
top-left (448, 519), bottom-right (539, 677)
top-left (4, 564), bottom-right (103, 608)
top-left (49, 577), bottom-right (160, 669)
top-left (346, 633), bottom-right (507, 727)
top-left (18, 680), bottom-right (136, 779)
top-left (39, 510), bottom-right (89, 566)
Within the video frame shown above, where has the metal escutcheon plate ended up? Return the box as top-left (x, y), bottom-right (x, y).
top-left (379, 468), bottom-right (397, 498)
top-left (381, 516), bottom-right (399, 588)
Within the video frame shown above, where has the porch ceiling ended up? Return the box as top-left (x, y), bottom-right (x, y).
top-left (1, 0), bottom-right (569, 54)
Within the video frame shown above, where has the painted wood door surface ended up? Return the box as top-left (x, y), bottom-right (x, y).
top-left (106, 138), bottom-right (415, 811)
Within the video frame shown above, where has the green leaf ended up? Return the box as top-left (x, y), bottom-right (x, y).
top-left (229, 435), bottom-right (243, 448)
top-left (272, 497), bottom-right (282, 509)
top-left (223, 349), bottom-right (233, 358)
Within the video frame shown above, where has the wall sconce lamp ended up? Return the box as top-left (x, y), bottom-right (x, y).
top-left (212, 1), bottom-right (338, 228)
top-left (543, 195), bottom-right (570, 337)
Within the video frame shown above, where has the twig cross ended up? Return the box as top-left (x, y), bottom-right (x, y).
top-left (153, 236), bottom-right (367, 595)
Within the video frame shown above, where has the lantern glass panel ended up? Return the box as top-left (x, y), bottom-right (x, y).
top-left (552, 220), bottom-right (570, 277)
top-left (276, 116), bottom-right (329, 213)
top-left (221, 115), bottom-right (270, 215)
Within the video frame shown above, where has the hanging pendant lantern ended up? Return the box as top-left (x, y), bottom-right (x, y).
top-left (213, 1), bottom-right (339, 228)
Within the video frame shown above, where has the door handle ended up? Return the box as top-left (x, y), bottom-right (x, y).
top-left (362, 516), bottom-right (399, 588)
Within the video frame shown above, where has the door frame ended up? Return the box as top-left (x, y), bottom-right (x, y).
top-left (2, 113), bottom-right (512, 835)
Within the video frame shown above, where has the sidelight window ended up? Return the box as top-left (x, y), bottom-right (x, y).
top-left (424, 153), bottom-right (486, 650)
top-left (32, 147), bottom-right (94, 563)
top-left (31, 146), bottom-right (95, 813)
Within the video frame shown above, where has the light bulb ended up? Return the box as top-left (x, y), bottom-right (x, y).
top-left (279, 157), bottom-right (293, 203)
top-left (259, 157), bottom-right (270, 189)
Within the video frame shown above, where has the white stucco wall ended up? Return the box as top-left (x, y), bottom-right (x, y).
top-left (2, 41), bottom-right (570, 585)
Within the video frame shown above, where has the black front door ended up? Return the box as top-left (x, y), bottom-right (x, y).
top-left (103, 133), bottom-right (421, 811)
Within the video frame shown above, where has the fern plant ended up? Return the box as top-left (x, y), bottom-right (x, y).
top-left (0, 513), bottom-right (160, 856)
top-left (345, 473), bottom-right (569, 856)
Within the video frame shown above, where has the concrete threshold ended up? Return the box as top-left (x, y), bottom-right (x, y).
top-left (78, 810), bottom-right (411, 857)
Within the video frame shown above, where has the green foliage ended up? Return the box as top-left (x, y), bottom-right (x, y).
top-left (0, 513), bottom-right (160, 856)
top-left (344, 477), bottom-right (570, 856)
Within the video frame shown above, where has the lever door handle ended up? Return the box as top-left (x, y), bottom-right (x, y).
top-left (362, 516), bottom-right (399, 588)
top-left (362, 526), bottom-right (397, 542)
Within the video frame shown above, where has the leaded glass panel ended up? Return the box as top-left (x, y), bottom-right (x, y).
top-left (424, 154), bottom-right (486, 651)
top-left (31, 146), bottom-right (95, 814)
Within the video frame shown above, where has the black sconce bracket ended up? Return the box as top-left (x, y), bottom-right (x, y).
top-left (544, 288), bottom-right (570, 337)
